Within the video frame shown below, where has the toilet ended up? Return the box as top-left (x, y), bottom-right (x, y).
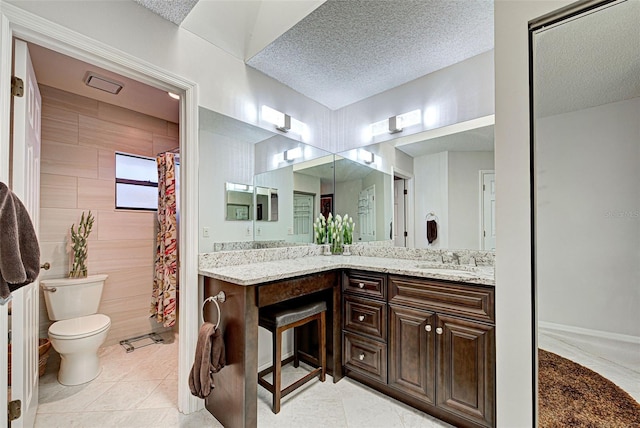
top-left (41, 274), bottom-right (111, 385)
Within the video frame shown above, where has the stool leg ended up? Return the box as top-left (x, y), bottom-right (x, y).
top-left (273, 326), bottom-right (283, 414)
top-left (293, 326), bottom-right (300, 368)
top-left (318, 311), bottom-right (326, 382)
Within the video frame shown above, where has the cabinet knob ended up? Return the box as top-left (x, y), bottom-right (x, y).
top-left (358, 315), bottom-right (365, 322)
top-left (358, 353), bottom-right (365, 361)
top-left (40, 262), bottom-right (51, 270)
top-left (425, 324), bottom-right (432, 332)
top-left (358, 282), bottom-right (365, 289)
top-left (436, 327), bottom-right (443, 335)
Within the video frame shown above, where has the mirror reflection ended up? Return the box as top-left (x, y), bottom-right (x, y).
top-left (254, 153), bottom-right (334, 243)
top-left (225, 182), bottom-right (253, 221)
top-left (333, 155), bottom-right (392, 243)
top-left (393, 122), bottom-right (495, 250)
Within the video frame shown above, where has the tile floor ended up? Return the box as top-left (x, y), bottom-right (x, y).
top-left (36, 331), bottom-right (454, 427)
top-left (538, 328), bottom-right (640, 402)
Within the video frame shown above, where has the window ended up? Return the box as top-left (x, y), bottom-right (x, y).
top-left (115, 152), bottom-right (157, 210)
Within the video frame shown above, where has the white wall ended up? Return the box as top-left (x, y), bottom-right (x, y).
top-left (448, 151), bottom-right (494, 250)
top-left (494, 1), bottom-right (571, 425)
top-left (536, 97), bottom-right (640, 338)
top-left (333, 50), bottom-right (495, 153)
top-left (414, 152), bottom-right (449, 248)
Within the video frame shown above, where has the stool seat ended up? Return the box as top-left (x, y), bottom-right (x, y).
top-left (258, 299), bottom-right (327, 414)
top-left (259, 301), bottom-right (327, 328)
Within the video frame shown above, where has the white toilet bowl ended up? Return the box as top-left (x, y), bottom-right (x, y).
top-left (48, 313), bottom-right (111, 385)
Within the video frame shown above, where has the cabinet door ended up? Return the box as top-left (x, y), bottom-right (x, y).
top-left (388, 305), bottom-right (436, 405)
top-left (436, 314), bottom-right (495, 428)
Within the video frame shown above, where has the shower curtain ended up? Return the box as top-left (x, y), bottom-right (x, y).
top-left (150, 152), bottom-right (178, 327)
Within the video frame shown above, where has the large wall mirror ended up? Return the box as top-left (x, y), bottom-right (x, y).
top-left (531, 1), bottom-right (639, 424)
top-left (344, 117), bottom-right (495, 251)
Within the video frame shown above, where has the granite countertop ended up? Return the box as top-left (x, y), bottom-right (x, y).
top-left (198, 255), bottom-right (495, 287)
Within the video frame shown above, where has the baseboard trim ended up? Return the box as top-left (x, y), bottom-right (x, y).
top-left (539, 321), bottom-right (640, 345)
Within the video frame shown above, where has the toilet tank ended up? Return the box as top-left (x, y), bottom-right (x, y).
top-left (41, 274), bottom-right (108, 321)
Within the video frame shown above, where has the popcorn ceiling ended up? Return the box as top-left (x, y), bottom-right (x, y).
top-left (133, 0), bottom-right (199, 25)
top-left (246, 0), bottom-right (494, 110)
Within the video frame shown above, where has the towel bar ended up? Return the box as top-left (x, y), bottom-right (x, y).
top-left (202, 291), bottom-right (226, 329)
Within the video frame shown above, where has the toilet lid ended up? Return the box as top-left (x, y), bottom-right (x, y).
top-left (49, 314), bottom-right (111, 339)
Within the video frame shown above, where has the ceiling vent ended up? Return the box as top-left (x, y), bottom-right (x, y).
top-left (84, 72), bottom-right (124, 94)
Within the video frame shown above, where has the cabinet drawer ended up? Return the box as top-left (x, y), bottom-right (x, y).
top-left (343, 271), bottom-right (386, 300)
top-left (343, 332), bottom-right (387, 383)
top-left (389, 276), bottom-right (495, 323)
top-left (344, 296), bottom-right (387, 340)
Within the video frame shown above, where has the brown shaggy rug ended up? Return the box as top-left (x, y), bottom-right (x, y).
top-left (538, 349), bottom-right (640, 428)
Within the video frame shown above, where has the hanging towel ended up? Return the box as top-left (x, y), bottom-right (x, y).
top-left (426, 219), bottom-right (438, 244)
top-left (189, 322), bottom-right (226, 399)
top-left (0, 182), bottom-right (40, 300)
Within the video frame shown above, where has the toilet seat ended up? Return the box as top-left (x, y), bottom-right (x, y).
top-left (49, 314), bottom-right (111, 340)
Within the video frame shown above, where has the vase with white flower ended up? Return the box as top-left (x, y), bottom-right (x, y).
top-left (329, 214), bottom-right (343, 254)
top-left (342, 214), bottom-right (355, 255)
top-left (313, 213), bottom-right (331, 255)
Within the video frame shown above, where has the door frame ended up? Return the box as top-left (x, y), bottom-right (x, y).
top-left (479, 170), bottom-right (495, 250)
top-left (0, 3), bottom-right (202, 416)
top-left (392, 167), bottom-right (414, 248)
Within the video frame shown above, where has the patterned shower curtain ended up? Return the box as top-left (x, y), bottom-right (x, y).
top-left (150, 153), bottom-right (178, 327)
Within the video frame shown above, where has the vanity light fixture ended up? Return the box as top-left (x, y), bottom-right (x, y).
top-left (168, 92), bottom-right (180, 100)
top-left (284, 147), bottom-right (303, 162)
top-left (389, 109), bottom-right (422, 134)
top-left (370, 109), bottom-right (422, 137)
top-left (359, 149), bottom-right (375, 164)
top-left (261, 105), bottom-right (291, 133)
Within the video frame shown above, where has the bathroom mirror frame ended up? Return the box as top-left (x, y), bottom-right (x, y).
top-left (529, 0), bottom-right (637, 424)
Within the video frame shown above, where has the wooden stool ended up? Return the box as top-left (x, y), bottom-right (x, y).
top-left (258, 300), bottom-right (327, 414)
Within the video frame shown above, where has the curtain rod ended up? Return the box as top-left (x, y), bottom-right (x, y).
top-left (158, 147), bottom-right (180, 155)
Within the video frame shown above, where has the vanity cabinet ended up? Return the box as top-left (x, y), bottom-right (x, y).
top-left (342, 271), bottom-right (495, 428)
top-left (342, 270), bottom-right (388, 384)
top-left (388, 275), bottom-right (495, 428)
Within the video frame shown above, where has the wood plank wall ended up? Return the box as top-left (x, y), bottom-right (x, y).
top-left (38, 85), bottom-right (179, 345)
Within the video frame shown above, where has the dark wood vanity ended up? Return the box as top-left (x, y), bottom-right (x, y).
top-left (202, 266), bottom-right (495, 428)
top-left (343, 270), bottom-right (495, 428)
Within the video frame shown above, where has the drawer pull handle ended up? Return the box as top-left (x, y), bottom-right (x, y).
top-left (358, 353), bottom-right (365, 361)
top-left (436, 327), bottom-right (443, 335)
top-left (425, 324), bottom-right (432, 332)
top-left (358, 282), bottom-right (365, 289)
top-left (358, 315), bottom-right (365, 322)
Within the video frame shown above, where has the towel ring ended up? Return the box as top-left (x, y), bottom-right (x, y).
top-left (202, 291), bottom-right (226, 329)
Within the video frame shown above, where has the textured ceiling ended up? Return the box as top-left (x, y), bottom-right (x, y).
top-left (534, 0), bottom-right (640, 118)
top-left (246, 0), bottom-right (494, 110)
top-left (132, 0), bottom-right (199, 25)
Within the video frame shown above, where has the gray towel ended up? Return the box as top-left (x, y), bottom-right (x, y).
top-left (0, 182), bottom-right (40, 300)
top-left (189, 322), bottom-right (225, 399)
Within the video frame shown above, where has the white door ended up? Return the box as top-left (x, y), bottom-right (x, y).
top-left (358, 185), bottom-right (376, 241)
top-left (482, 172), bottom-right (496, 251)
top-left (293, 193), bottom-right (314, 243)
top-left (393, 179), bottom-right (406, 247)
top-left (10, 38), bottom-right (42, 428)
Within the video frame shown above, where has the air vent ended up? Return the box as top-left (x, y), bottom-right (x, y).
top-left (84, 72), bottom-right (124, 94)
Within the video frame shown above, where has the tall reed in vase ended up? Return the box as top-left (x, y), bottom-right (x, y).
top-left (69, 211), bottom-right (94, 278)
